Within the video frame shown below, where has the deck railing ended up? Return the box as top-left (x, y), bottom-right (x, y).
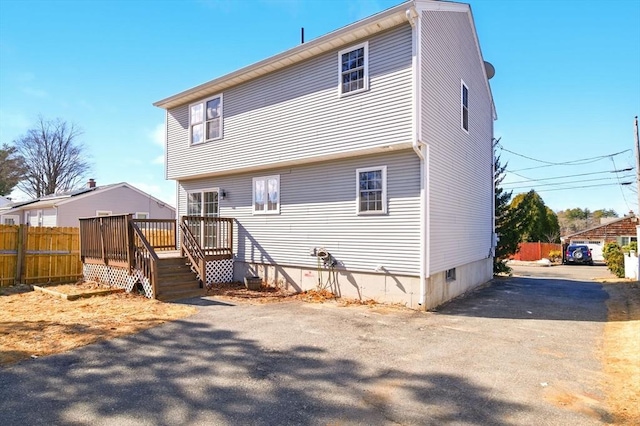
top-left (132, 219), bottom-right (176, 251)
top-left (130, 221), bottom-right (159, 298)
top-left (181, 216), bottom-right (233, 258)
top-left (179, 221), bottom-right (206, 285)
top-left (79, 214), bottom-right (133, 267)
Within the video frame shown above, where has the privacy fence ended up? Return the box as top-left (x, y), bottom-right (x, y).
top-left (511, 242), bottom-right (562, 261)
top-left (0, 225), bottom-right (82, 286)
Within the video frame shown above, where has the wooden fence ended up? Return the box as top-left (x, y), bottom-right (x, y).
top-left (511, 242), bottom-right (562, 261)
top-left (0, 225), bottom-right (82, 286)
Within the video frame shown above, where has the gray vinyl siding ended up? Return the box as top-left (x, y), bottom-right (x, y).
top-left (166, 24), bottom-right (413, 180)
top-left (421, 10), bottom-right (494, 274)
top-left (55, 186), bottom-right (175, 227)
top-left (178, 150), bottom-right (421, 275)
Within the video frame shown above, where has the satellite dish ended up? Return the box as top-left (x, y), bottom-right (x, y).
top-left (484, 61), bottom-right (495, 80)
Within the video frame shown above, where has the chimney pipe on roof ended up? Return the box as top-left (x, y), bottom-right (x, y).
top-left (301, 27), bottom-right (304, 44)
top-left (87, 178), bottom-right (96, 188)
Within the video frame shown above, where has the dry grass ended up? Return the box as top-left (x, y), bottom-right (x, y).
top-left (601, 282), bottom-right (640, 425)
top-left (0, 282), bottom-right (196, 366)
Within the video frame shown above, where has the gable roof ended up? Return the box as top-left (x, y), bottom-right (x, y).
top-left (153, 0), bottom-right (495, 116)
top-left (0, 182), bottom-right (174, 215)
top-left (563, 215), bottom-right (639, 239)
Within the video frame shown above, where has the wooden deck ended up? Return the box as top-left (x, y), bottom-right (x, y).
top-left (78, 215), bottom-right (234, 300)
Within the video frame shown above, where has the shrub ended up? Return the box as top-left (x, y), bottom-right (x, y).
top-left (547, 249), bottom-right (561, 262)
top-left (603, 242), bottom-right (625, 278)
top-left (622, 241), bottom-right (638, 254)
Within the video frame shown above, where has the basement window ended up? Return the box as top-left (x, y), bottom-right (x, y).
top-left (446, 268), bottom-right (456, 282)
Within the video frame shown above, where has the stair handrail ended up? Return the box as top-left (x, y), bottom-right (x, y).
top-left (179, 219), bottom-right (206, 286)
top-left (130, 220), bottom-right (160, 298)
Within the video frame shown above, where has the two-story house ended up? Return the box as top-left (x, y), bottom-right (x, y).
top-left (154, 0), bottom-right (497, 310)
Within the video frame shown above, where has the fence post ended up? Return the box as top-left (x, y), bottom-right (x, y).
top-left (15, 225), bottom-right (27, 284)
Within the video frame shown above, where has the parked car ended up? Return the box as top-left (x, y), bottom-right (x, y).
top-left (564, 245), bottom-right (594, 265)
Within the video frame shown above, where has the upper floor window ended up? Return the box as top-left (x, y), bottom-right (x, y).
top-left (338, 42), bottom-right (369, 97)
top-left (356, 166), bottom-right (387, 215)
top-left (253, 175), bottom-right (280, 215)
top-left (190, 94), bottom-right (223, 145)
top-left (461, 82), bottom-right (469, 132)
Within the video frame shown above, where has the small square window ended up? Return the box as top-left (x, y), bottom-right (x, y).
top-left (446, 268), bottom-right (456, 282)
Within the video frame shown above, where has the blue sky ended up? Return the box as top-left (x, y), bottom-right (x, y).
top-left (1, 0), bottom-right (639, 217)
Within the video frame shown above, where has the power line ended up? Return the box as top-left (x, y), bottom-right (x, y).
top-left (503, 168), bottom-right (634, 185)
top-left (497, 144), bottom-right (631, 172)
top-left (611, 156), bottom-right (632, 212)
top-left (533, 182), bottom-right (633, 193)
top-left (505, 176), bottom-right (633, 191)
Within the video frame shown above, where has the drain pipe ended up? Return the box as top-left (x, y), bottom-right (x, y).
top-left (407, 7), bottom-right (427, 308)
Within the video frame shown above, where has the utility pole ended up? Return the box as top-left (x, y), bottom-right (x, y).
top-left (636, 116), bottom-right (640, 214)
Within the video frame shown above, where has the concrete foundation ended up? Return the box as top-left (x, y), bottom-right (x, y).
top-left (234, 256), bottom-right (493, 310)
top-left (424, 257), bottom-right (493, 310)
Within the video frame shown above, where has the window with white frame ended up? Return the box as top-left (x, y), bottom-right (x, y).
top-left (253, 175), bottom-right (280, 214)
top-left (4, 218), bottom-right (15, 225)
top-left (461, 81), bottom-right (469, 131)
top-left (96, 210), bottom-right (112, 216)
top-left (134, 212), bottom-right (149, 219)
top-left (189, 94), bottom-right (223, 145)
top-left (338, 41), bottom-right (369, 96)
top-left (356, 166), bottom-right (387, 214)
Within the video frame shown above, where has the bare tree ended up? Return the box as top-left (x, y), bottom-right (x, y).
top-left (13, 117), bottom-right (91, 198)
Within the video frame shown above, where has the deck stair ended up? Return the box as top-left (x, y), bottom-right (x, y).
top-left (155, 252), bottom-right (203, 301)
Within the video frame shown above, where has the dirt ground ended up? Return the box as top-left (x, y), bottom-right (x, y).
top-left (1, 280), bottom-right (638, 423)
top-left (0, 281), bottom-right (361, 367)
top-left (600, 282), bottom-right (640, 425)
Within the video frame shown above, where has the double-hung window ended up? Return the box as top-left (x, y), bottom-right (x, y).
top-left (253, 175), bottom-right (280, 215)
top-left (190, 94), bottom-right (223, 145)
top-left (461, 81), bottom-right (469, 132)
top-left (356, 166), bottom-right (387, 215)
top-left (338, 41), bottom-right (369, 96)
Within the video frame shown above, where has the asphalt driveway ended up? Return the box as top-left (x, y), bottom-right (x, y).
top-left (0, 274), bottom-right (613, 425)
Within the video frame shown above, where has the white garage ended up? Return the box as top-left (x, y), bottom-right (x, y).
top-left (570, 240), bottom-right (604, 262)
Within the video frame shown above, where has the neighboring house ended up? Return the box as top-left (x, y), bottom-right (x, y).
top-left (562, 214), bottom-right (639, 261)
top-left (0, 180), bottom-right (175, 227)
top-left (153, 0), bottom-right (497, 309)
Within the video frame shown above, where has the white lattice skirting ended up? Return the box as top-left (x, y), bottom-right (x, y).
top-left (83, 264), bottom-right (153, 298)
top-left (195, 259), bottom-right (234, 285)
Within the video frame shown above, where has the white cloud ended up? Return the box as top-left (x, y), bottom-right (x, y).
top-left (150, 123), bottom-right (165, 147)
top-left (152, 155), bottom-right (164, 165)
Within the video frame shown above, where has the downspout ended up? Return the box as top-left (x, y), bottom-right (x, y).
top-left (407, 6), bottom-right (428, 308)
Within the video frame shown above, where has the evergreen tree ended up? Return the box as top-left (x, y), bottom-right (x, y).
top-left (493, 140), bottom-right (524, 274)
